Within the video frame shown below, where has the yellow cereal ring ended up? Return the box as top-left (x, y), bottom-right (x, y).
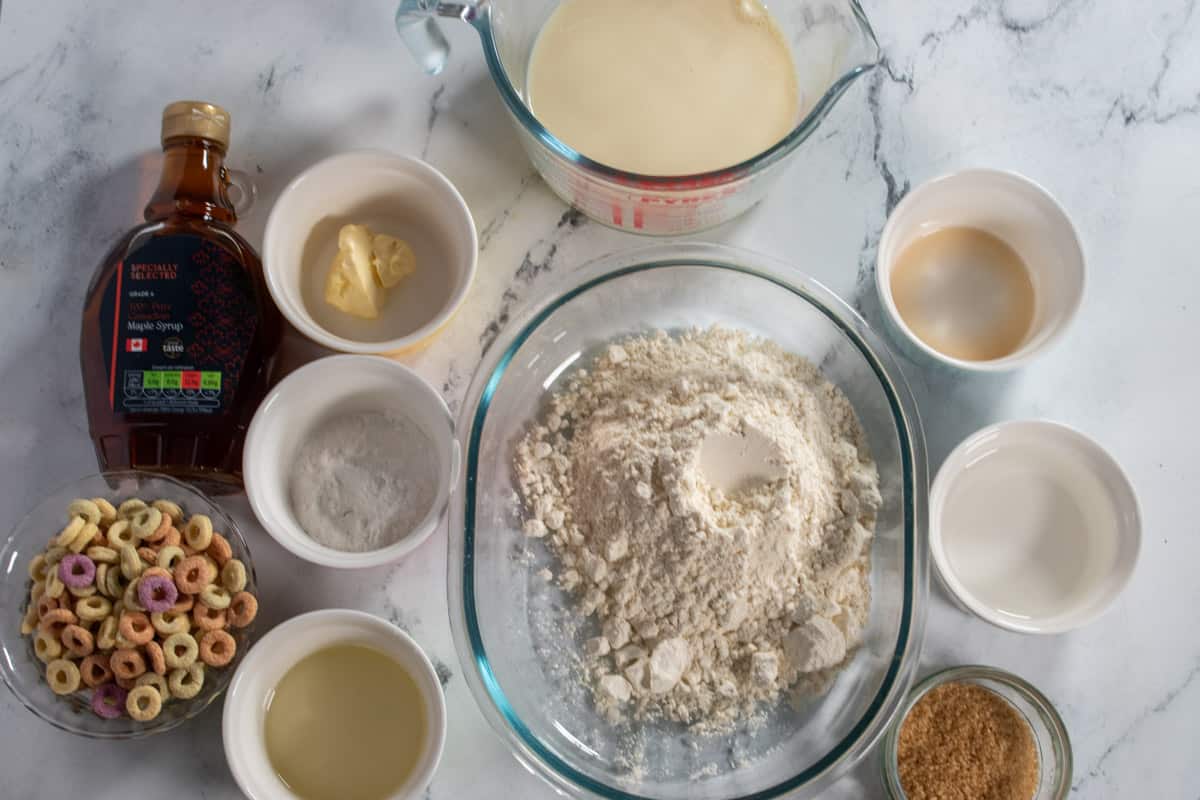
top-left (156, 546), bottom-right (186, 572)
top-left (111, 648), bottom-right (147, 680)
top-left (144, 640), bottom-right (167, 675)
top-left (219, 559), bottom-right (247, 593)
top-left (167, 663), bottom-right (204, 699)
top-left (118, 612), bottom-right (154, 646)
top-left (151, 499), bottom-right (184, 525)
top-left (75, 595), bottom-right (113, 622)
top-left (206, 532), bottom-right (233, 566)
top-left (67, 498), bottom-right (102, 527)
top-left (20, 604), bottom-right (39, 636)
top-left (43, 546), bottom-right (68, 566)
top-left (33, 630), bottom-right (63, 663)
top-left (198, 629), bottom-right (236, 667)
top-left (104, 566), bottom-right (124, 599)
top-left (125, 684), bottom-right (163, 721)
top-left (135, 671), bottom-right (169, 700)
top-left (107, 520), bottom-right (136, 549)
top-left (46, 658), bottom-right (81, 695)
top-left (96, 615), bottom-right (119, 651)
top-left (30, 579), bottom-right (46, 604)
top-left (117, 498), bottom-right (147, 518)
top-left (162, 632), bottom-right (199, 669)
top-left (142, 510), bottom-right (172, 544)
top-left (121, 576), bottom-right (145, 611)
top-left (68, 583), bottom-right (97, 599)
top-left (129, 507), bottom-right (163, 541)
top-left (192, 603), bottom-right (226, 632)
top-left (182, 515), bottom-right (214, 551)
top-left (199, 585), bottom-right (231, 610)
top-left (80, 653), bottom-right (113, 687)
top-left (91, 497), bottom-right (118, 526)
top-left (61, 624), bottom-right (95, 658)
top-left (27, 554), bottom-right (48, 582)
top-left (55, 516), bottom-right (86, 548)
top-left (45, 570), bottom-right (66, 600)
top-left (68, 522), bottom-right (100, 554)
top-left (86, 546), bottom-right (118, 565)
top-left (150, 610), bottom-right (190, 636)
top-left (227, 592), bottom-right (258, 629)
top-left (38, 608), bottom-right (78, 639)
top-left (94, 563), bottom-right (109, 594)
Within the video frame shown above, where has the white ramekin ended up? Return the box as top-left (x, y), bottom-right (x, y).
top-left (263, 150), bottom-right (477, 355)
top-left (223, 609), bottom-right (447, 799)
top-left (243, 354), bottom-right (459, 568)
top-left (876, 168), bottom-right (1086, 371)
top-left (930, 420), bottom-right (1141, 634)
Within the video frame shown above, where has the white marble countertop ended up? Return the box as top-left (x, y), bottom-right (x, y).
top-left (2, 0), bottom-right (1198, 797)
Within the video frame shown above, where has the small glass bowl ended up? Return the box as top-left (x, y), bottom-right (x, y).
top-left (0, 471), bottom-right (258, 738)
top-left (880, 665), bottom-right (1072, 800)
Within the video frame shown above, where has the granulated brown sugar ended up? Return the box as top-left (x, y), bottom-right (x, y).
top-left (897, 681), bottom-right (1039, 800)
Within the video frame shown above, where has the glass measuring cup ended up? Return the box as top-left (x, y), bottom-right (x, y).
top-left (396, 0), bottom-right (881, 235)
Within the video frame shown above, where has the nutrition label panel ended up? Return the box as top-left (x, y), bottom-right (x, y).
top-left (121, 369), bottom-right (223, 413)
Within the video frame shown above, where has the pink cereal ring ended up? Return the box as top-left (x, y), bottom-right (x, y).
top-left (58, 555), bottom-right (96, 589)
top-left (91, 683), bottom-right (128, 719)
top-left (137, 575), bottom-right (178, 613)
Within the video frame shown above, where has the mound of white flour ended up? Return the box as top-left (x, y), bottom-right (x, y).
top-left (515, 327), bottom-right (881, 731)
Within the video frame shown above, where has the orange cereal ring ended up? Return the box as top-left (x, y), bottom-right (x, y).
top-left (227, 591), bottom-right (258, 629)
top-left (38, 608), bottom-right (78, 638)
top-left (141, 566), bottom-right (172, 583)
top-left (174, 555), bottom-right (211, 594)
top-left (61, 624), bottom-right (95, 657)
top-left (118, 612), bottom-right (154, 645)
top-left (162, 527), bottom-right (181, 548)
top-left (192, 603), bottom-right (226, 632)
top-left (80, 653), bottom-right (113, 688)
top-left (110, 648), bottom-right (147, 680)
top-left (144, 640), bottom-right (167, 675)
top-left (199, 629), bottom-right (236, 667)
top-left (36, 595), bottom-right (60, 619)
top-left (137, 546), bottom-right (158, 565)
top-left (170, 593), bottom-right (194, 614)
top-left (206, 532), bottom-right (232, 566)
top-left (115, 674), bottom-right (139, 690)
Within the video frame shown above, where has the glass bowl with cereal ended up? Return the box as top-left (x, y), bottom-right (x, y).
top-left (0, 471), bottom-right (259, 738)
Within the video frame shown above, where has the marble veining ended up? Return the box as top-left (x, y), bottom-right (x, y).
top-left (1, 0), bottom-right (1199, 798)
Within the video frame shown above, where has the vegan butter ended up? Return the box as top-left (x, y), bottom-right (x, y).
top-left (323, 224), bottom-right (416, 319)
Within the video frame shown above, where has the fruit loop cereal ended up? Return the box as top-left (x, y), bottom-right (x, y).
top-left (16, 495), bottom-right (257, 722)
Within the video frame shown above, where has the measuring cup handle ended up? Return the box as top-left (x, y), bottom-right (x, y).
top-left (395, 0), bottom-right (481, 76)
top-left (222, 167), bottom-right (257, 219)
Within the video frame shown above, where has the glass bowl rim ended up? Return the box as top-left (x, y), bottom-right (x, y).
top-left (470, 0), bottom-right (882, 188)
top-left (449, 244), bottom-right (929, 799)
top-left (878, 664), bottom-right (1073, 800)
top-left (0, 469), bottom-right (258, 740)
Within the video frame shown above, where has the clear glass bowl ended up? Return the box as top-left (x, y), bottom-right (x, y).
top-left (880, 665), bottom-right (1072, 800)
top-left (0, 471), bottom-right (258, 738)
top-left (449, 244), bottom-right (929, 799)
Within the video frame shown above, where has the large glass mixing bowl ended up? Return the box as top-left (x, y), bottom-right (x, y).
top-left (396, 1), bottom-right (880, 235)
top-left (449, 244), bottom-right (928, 798)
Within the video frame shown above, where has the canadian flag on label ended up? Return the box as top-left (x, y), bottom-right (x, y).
top-left (125, 338), bottom-right (147, 353)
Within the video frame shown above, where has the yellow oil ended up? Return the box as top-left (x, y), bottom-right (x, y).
top-left (265, 644), bottom-right (427, 800)
top-left (890, 226), bottom-right (1036, 361)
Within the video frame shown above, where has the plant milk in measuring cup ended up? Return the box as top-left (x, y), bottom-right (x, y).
top-left (396, 0), bottom-right (881, 234)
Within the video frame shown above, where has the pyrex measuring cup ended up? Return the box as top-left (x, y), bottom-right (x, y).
top-left (396, 0), bottom-right (881, 235)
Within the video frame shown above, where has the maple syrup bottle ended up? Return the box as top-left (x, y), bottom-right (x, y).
top-left (81, 101), bottom-right (281, 491)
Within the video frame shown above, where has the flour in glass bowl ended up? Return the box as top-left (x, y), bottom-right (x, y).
top-left (290, 410), bottom-right (437, 552)
top-left (515, 327), bottom-right (881, 732)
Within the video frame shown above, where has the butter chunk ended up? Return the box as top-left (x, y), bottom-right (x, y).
top-left (324, 224), bottom-right (385, 319)
top-left (371, 233), bottom-right (416, 289)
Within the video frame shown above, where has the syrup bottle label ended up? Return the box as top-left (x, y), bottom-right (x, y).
top-left (97, 234), bottom-right (258, 416)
